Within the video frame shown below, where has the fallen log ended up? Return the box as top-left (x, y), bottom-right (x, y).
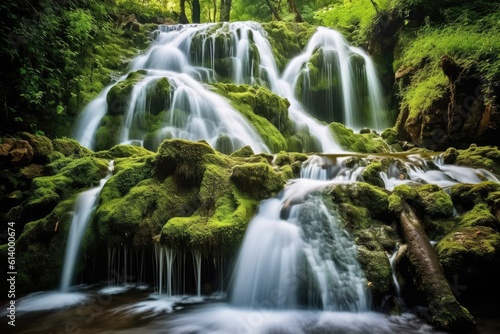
top-left (399, 200), bottom-right (475, 332)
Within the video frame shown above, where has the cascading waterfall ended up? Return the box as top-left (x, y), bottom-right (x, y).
top-left (73, 21), bottom-right (389, 154)
top-left (60, 161), bottom-right (114, 292)
top-left (230, 160), bottom-right (370, 311)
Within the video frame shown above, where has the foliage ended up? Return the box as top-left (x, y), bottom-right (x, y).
top-left (393, 8), bottom-right (500, 129)
top-left (314, 0), bottom-right (390, 46)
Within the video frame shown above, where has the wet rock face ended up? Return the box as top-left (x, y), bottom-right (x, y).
top-left (396, 56), bottom-right (500, 150)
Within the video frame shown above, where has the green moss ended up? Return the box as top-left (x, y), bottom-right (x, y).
top-left (231, 162), bottom-right (284, 199)
top-left (436, 225), bottom-right (500, 312)
top-left (262, 21), bottom-right (315, 71)
top-left (230, 145), bottom-right (254, 158)
top-left (106, 70), bottom-right (147, 115)
top-left (388, 193), bottom-right (403, 213)
top-left (329, 122), bottom-right (391, 153)
top-left (24, 156), bottom-right (109, 221)
top-left (212, 83), bottom-right (291, 152)
top-left (98, 156), bottom-right (153, 203)
top-left (451, 181), bottom-right (500, 211)
top-left (52, 137), bottom-right (92, 158)
top-left (95, 177), bottom-right (199, 247)
top-left (14, 197), bottom-right (77, 292)
top-left (20, 132), bottom-right (53, 164)
top-left (362, 161), bottom-right (385, 188)
top-left (314, 0), bottom-right (389, 46)
top-left (455, 145), bottom-right (500, 176)
top-left (94, 144), bottom-right (154, 159)
top-left (328, 182), bottom-right (391, 230)
top-left (94, 115), bottom-right (124, 151)
top-left (153, 139), bottom-right (215, 187)
top-left (417, 184), bottom-right (454, 218)
top-left (381, 128), bottom-right (398, 145)
top-left (460, 203), bottom-right (498, 230)
top-left (357, 246), bottom-right (393, 303)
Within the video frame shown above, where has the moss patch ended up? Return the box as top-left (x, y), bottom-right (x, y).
top-left (329, 122), bottom-right (391, 153)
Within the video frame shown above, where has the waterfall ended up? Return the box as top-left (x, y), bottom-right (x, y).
top-left (73, 21), bottom-right (388, 154)
top-left (60, 161), bottom-right (114, 292)
top-left (230, 158), bottom-right (370, 311)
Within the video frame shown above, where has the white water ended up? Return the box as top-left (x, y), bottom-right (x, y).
top-left (73, 86), bottom-right (112, 150)
top-left (73, 21), bottom-right (390, 154)
top-left (60, 161), bottom-right (114, 292)
top-left (230, 158), bottom-right (369, 311)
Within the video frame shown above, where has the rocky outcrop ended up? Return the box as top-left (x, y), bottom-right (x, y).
top-left (395, 56), bottom-right (500, 150)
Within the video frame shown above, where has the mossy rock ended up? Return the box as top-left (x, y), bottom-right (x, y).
top-left (459, 203), bottom-right (499, 231)
top-left (94, 115), bottom-right (124, 152)
top-left (357, 246), bottom-right (393, 306)
top-left (106, 70), bottom-right (148, 115)
top-left (262, 21), bottom-right (315, 71)
top-left (98, 155), bottom-right (153, 203)
top-left (361, 161), bottom-right (385, 188)
top-left (436, 226), bottom-right (500, 306)
top-left (455, 145), bottom-right (500, 176)
top-left (330, 122), bottom-right (391, 153)
top-left (52, 137), bottom-right (92, 158)
top-left (451, 181), bottom-right (500, 212)
top-left (153, 139), bottom-right (215, 187)
top-left (211, 83), bottom-right (291, 152)
top-left (231, 162), bottom-right (284, 199)
top-left (230, 145), bottom-right (254, 158)
top-left (11, 197), bottom-right (77, 293)
top-left (334, 182), bottom-right (390, 222)
top-left (94, 144), bottom-right (154, 159)
top-left (95, 177), bottom-right (199, 247)
top-left (20, 132), bottom-right (53, 164)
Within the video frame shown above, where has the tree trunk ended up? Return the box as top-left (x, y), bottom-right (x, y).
top-left (179, 0), bottom-right (189, 24)
top-left (264, 0), bottom-right (281, 21)
top-left (192, 0), bottom-right (200, 23)
top-left (399, 200), bottom-right (475, 332)
top-left (287, 0), bottom-right (304, 22)
top-left (212, 0), bottom-right (217, 22)
top-left (220, 0), bottom-right (232, 22)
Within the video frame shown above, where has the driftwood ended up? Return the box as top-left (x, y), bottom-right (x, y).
top-left (399, 200), bottom-right (475, 332)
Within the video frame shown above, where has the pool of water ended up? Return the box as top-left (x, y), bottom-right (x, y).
top-left (1, 285), bottom-right (498, 334)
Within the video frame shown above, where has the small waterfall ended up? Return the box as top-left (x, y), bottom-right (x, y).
top-left (72, 86), bottom-right (112, 150)
top-left (60, 161), bottom-right (114, 292)
top-left (282, 27), bottom-right (388, 131)
top-left (230, 157), bottom-right (370, 311)
top-left (192, 250), bottom-right (202, 297)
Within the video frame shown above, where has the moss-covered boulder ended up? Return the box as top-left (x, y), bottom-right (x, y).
top-left (231, 162), bottom-right (284, 199)
top-left (437, 226), bottom-right (500, 306)
top-left (153, 139), bottom-right (215, 187)
top-left (20, 132), bottom-right (53, 164)
top-left (262, 21), bottom-right (315, 72)
top-left (3, 197), bottom-right (77, 293)
top-left (212, 83), bottom-right (292, 153)
top-left (22, 156), bottom-right (109, 223)
top-left (330, 122), bottom-right (391, 153)
top-left (106, 70), bottom-right (148, 115)
top-left (52, 137), bottom-right (93, 158)
top-left (391, 184), bottom-right (456, 240)
top-left (454, 145), bottom-right (500, 176)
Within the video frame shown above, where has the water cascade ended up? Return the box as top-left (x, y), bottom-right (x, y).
top-left (73, 21), bottom-right (389, 154)
top-left (230, 160), bottom-right (370, 311)
top-left (60, 161), bottom-right (114, 292)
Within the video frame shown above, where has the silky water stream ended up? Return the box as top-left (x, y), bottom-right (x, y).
top-left (4, 22), bottom-right (500, 333)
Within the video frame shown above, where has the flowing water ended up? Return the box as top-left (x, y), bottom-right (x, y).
top-left (8, 22), bottom-right (500, 334)
top-left (73, 21), bottom-right (388, 153)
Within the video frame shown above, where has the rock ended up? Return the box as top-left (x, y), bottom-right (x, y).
top-left (0, 138), bottom-right (34, 166)
top-left (359, 127), bottom-right (371, 134)
top-left (20, 132), bottom-right (53, 164)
